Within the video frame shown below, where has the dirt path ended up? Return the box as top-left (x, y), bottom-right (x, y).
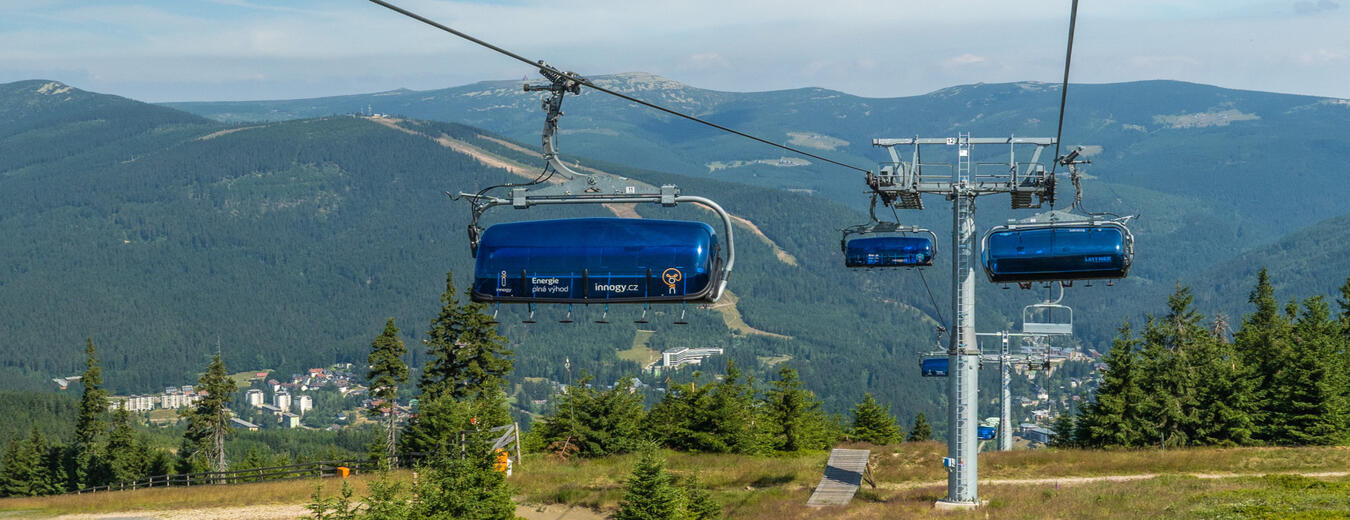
top-left (194, 125), bottom-right (266, 141)
top-left (707, 290), bottom-right (792, 339)
top-left (877, 470), bottom-right (1350, 491)
top-left (46, 503), bottom-right (605, 520)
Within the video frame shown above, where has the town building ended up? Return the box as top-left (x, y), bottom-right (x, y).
top-left (297, 394), bottom-right (313, 415)
top-left (230, 417), bottom-right (260, 431)
top-left (661, 347), bottom-right (724, 369)
top-left (274, 390), bottom-right (292, 412)
top-left (246, 389), bottom-right (265, 407)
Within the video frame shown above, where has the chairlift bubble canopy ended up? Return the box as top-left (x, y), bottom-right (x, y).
top-left (844, 236), bottom-right (935, 268)
top-left (471, 217), bottom-right (723, 304)
top-left (981, 218), bottom-right (1133, 283)
top-left (921, 357), bottom-right (949, 377)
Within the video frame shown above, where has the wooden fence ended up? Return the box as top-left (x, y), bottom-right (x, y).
top-left (74, 459), bottom-right (375, 494)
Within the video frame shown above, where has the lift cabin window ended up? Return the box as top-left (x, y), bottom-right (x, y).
top-left (472, 218), bottom-right (721, 304)
top-left (844, 236), bottom-right (934, 268)
top-left (983, 224), bottom-right (1129, 283)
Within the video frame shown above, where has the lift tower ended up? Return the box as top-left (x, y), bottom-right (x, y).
top-left (870, 134), bottom-right (1056, 506)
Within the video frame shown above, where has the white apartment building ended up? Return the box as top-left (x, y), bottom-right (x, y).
top-left (661, 347), bottom-right (724, 369)
top-left (274, 390), bottom-right (292, 412)
top-left (246, 389), bottom-right (265, 407)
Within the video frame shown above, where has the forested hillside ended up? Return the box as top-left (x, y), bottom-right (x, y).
top-left (0, 81), bottom-right (946, 428)
top-left (5, 78), bottom-right (1350, 441)
top-left (164, 75), bottom-right (1350, 341)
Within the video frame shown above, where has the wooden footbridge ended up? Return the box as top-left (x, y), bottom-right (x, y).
top-left (806, 448), bottom-right (876, 507)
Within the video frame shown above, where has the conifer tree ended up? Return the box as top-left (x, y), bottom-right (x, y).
top-left (407, 446), bottom-right (515, 520)
top-left (850, 393), bottom-right (903, 445)
top-left (420, 272), bottom-right (512, 401)
top-left (1276, 297), bottom-right (1349, 445)
top-left (1234, 269), bottom-right (1291, 442)
top-left (1137, 286), bottom-right (1205, 447)
top-left (180, 353), bottom-right (236, 473)
top-left (683, 475), bottom-right (721, 520)
top-left (615, 449), bottom-right (684, 520)
top-left (74, 338), bottom-right (108, 489)
top-left (1338, 275), bottom-right (1350, 337)
top-left (400, 389), bottom-right (510, 456)
top-left (763, 367), bottom-right (834, 451)
top-left (535, 374), bottom-right (645, 457)
top-left (1, 439), bottom-right (29, 497)
top-left (702, 362), bottom-right (764, 454)
top-left (31, 430), bottom-right (63, 495)
top-left (906, 413), bottom-right (932, 442)
top-left (367, 318), bottom-right (409, 466)
top-left (106, 407), bottom-right (147, 484)
top-left (1049, 413), bottom-right (1077, 448)
top-left (1076, 321), bottom-right (1153, 447)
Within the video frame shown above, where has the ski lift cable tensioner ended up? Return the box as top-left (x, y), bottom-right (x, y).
top-left (365, 0), bottom-right (870, 175)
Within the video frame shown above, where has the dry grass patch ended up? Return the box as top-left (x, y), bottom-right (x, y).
top-left (0, 473), bottom-right (397, 517)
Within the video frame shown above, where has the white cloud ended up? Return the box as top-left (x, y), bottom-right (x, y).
top-left (945, 54), bottom-right (988, 66)
top-left (680, 52), bottom-right (732, 71)
top-left (1298, 48), bottom-right (1348, 63)
top-left (2, 0), bottom-right (1349, 101)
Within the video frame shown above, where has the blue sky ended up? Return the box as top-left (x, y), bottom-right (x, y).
top-left (2, 0), bottom-right (1346, 102)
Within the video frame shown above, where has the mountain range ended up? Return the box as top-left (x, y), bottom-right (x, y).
top-left (3, 76), bottom-right (1349, 428)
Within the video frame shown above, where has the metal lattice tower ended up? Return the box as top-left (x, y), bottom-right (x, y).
top-left (870, 135), bottom-right (1056, 506)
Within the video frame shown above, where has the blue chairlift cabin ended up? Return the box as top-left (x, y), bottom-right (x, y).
top-left (977, 426), bottom-right (997, 440)
top-left (471, 218), bottom-right (724, 304)
top-left (920, 357), bottom-right (949, 377)
top-left (982, 215), bottom-right (1133, 284)
top-left (844, 236), bottom-right (935, 268)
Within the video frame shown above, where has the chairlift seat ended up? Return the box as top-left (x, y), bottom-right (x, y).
top-left (1022, 303), bottom-right (1073, 335)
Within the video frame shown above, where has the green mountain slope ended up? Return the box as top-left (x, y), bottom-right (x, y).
top-left (6, 79), bottom-right (1348, 436)
top-left (0, 81), bottom-right (949, 425)
top-left (1192, 211), bottom-right (1350, 320)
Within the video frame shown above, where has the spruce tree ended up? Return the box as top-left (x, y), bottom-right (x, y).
top-left (683, 475), bottom-right (721, 520)
top-left (74, 338), bottom-right (108, 489)
top-left (106, 407), bottom-right (147, 484)
top-left (180, 353), bottom-right (236, 473)
top-left (407, 446), bottom-right (515, 520)
top-left (1, 439), bottom-right (29, 497)
top-left (31, 431), bottom-right (63, 495)
top-left (1338, 275), bottom-right (1350, 337)
top-left (1137, 286), bottom-right (1205, 447)
top-left (400, 389), bottom-right (510, 456)
top-left (703, 362), bottom-right (764, 454)
top-left (1189, 330), bottom-right (1257, 446)
top-left (906, 413), bottom-right (932, 442)
top-left (1049, 413), bottom-right (1077, 448)
top-left (1076, 321), bottom-right (1153, 447)
top-left (535, 374), bottom-right (645, 458)
top-left (763, 367), bottom-right (833, 451)
top-left (850, 393), bottom-right (903, 445)
top-left (367, 318), bottom-right (409, 466)
top-left (615, 449), bottom-right (684, 520)
top-left (1234, 269), bottom-right (1291, 442)
top-left (1277, 297), bottom-right (1349, 445)
top-left (421, 272), bottom-right (513, 401)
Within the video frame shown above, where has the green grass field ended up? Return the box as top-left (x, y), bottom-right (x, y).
top-left (4, 443), bottom-right (1350, 519)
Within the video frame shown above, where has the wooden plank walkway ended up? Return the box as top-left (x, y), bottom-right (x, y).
top-left (806, 448), bottom-right (872, 507)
